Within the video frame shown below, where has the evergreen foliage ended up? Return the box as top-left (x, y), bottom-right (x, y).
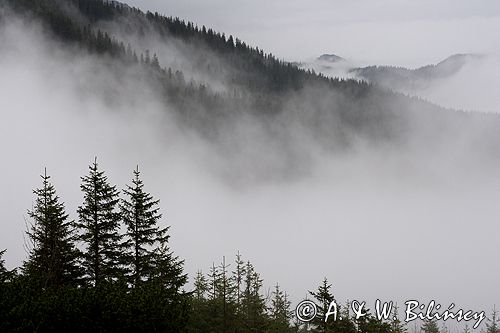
top-left (421, 319), bottom-right (441, 333)
top-left (121, 166), bottom-right (168, 287)
top-left (357, 312), bottom-right (392, 333)
top-left (0, 249), bottom-right (12, 284)
top-left (391, 303), bottom-right (408, 333)
top-left (269, 283), bottom-right (293, 332)
top-left (0, 164), bottom-right (190, 332)
top-left (149, 236), bottom-right (188, 294)
top-left (309, 278), bottom-right (337, 333)
top-left (486, 306), bottom-right (500, 333)
top-left (23, 169), bottom-right (82, 288)
top-left (6, 0), bottom-right (500, 153)
top-left (0, 162), bottom-right (494, 332)
top-left (77, 158), bottom-right (123, 285)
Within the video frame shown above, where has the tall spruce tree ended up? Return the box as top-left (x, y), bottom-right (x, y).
top-left (309, 278), bottom-right (336, 333)
top-left (77, 158), bottom-right (123, 286)
top-left (121, 166), bottom-right (165, 286)
top-left (121, 166), bottom-right (187, 290)
top-left (24, 169), bottom-right (82, 288)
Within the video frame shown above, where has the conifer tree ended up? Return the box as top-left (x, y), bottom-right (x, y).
top-left (342, 300), bottom-right (351, 322)
top-left (121, 167), bottom-right (186, 291)
top-left (187, 270), bottom-right (210, 332)
top-left (358, 314), bottom-right (392, 333)
top-left (335, 300), bottom-right (357, 333)
top-left (0, 249), bottom-right (11, 283)
top-left (193, 270), bottom-right (208, 301)
top-left (421, 319), bottom-right (440, 333)
top-left (309, 278), bottom-right (336, 333)
top-left (150, 238), bottom-right (187, 292)
top-left (240, 261), bottom-right (268, 332)
top-left (205, 258), bottom-right (237, 332)
top-left (486, 306), bottom-right (500, 333)
top-left (77, 158), bottom-right (123, 286)
top-left (121, 166), bottom-right (169, 286)
top-left (269, 283), bottom-right (292, 332)
top-left (151, 53), bottom-right (160, 69)
top-left (208, 262), bottom-right (220, 301)
top-left (219, 256), bottom-right (233, 333)
top-left (232, 251), bottom-right (246, 330)
top-left (24, 169), bottom-right (82, 288)
top-left (391, 303), bottom-right (407, 333)
top-left (205, 261), bottom-right (222, 328)
top-left (0, 250), bottom-right (5, 272)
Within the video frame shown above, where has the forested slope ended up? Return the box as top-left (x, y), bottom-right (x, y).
top-left (4, 0), bottom-right (499, 154)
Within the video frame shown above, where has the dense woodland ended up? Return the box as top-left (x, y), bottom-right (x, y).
top-left (4, 0), bottom-right (500, 151)
top-left (0, 0), bottom-right (499, 331)
top-left (1, 163), bottom-right (499, 332)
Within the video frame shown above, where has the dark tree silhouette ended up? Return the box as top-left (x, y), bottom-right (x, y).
top-left (77, 158), bottom-right (123, 285)
top-left (121, 166), bottom-right (169, 287)
top-left (269, 283), bottom-right (293, 332)
top-left (23, 169), bottom-right (82, 288)
top-left (0, 250), bottom-right (12, 284)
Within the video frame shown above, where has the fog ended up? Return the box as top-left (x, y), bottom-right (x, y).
top-left (1, 4), bottom-right (499, 331)
top-left (125, 0), bottom-right (500, 67)
top-left (305, 55), bottom-right (500, 115)
top-left (123, 0), bottom-right (500, 113)
top-left (416, 56), bottom-right (500, 113)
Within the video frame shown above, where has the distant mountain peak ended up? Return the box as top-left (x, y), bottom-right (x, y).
top-left (317, 54), bottom-right (345, 63)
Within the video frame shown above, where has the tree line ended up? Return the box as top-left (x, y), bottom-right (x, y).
top-left (1, 160), bottom-right (499, 332)
top-left (7, 0), bottom-right (488, 150)
top-left (0, 160), bottom-right (187, 331)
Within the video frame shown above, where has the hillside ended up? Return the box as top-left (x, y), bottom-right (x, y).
top-left (2, 0), bottom-right (499, 161)
top-left (351, 54), bottom-right (483, 90)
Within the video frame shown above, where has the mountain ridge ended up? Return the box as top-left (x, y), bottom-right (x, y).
top-left (2, 0), bottom-right (499, 163)
top-left (350, 53), bottom-right (484, 90)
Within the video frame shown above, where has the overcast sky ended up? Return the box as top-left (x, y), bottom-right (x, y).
top-left (125, 0), bottom-right (500, 67)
